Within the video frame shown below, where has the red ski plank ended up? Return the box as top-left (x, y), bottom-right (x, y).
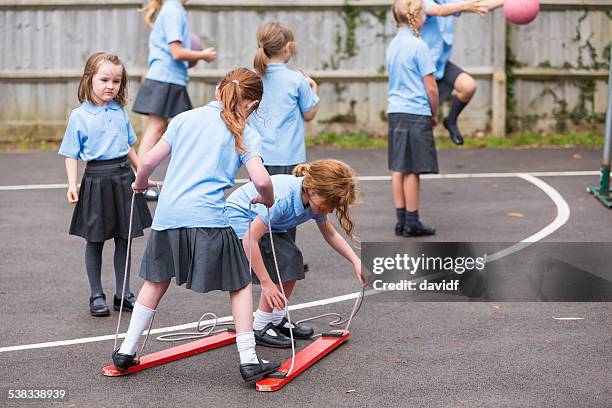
top-left (102, 331), bottom-right (236, 376)
top-left (256, 330), bottom-right (350, 392)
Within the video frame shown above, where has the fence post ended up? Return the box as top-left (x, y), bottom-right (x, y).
top-left (491, 9), bottom-right (507, 137)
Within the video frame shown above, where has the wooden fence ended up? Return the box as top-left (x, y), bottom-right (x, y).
top-left (0, 0), bottom-right (610, 143)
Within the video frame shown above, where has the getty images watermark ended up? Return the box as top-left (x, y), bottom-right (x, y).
top-left (361, 242), bottom-right (612, 302)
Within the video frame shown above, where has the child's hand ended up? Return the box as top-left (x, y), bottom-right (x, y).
top-left (464, 0), bottom-right (488, 16)
top-left (354, 262), bottom-right (366, 287)
top-left (132, 179), bottom-right (157, 193)
top-left (201, 48), bottom-right (217, 63)
top-left (251, 194), bottom-right (275, 208)
top-left (261, 281), bottom-right (287, 310)
top-left (298, 68), bottom-right (318, 93)
top-left (67, 185), bottom-right (78, 204)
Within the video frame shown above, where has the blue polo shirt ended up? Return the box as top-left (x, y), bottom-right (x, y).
top-left (152, 101), bottom-right (263, 230)
top-left (58, 100), bottom-right (137, 161)
top-left (226, 174), bottom-right (327, 239)
top-left (386, 28), bottom-right (436, 116)
top-left (250, 63), bottom-right (320, 166)
top-left (145, 0), bottom-right (190, 86)
top-left (422, 0), bottom-right (461, 80)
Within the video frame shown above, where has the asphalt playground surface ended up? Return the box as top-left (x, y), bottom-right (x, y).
top-left (1, 147), bottom-right (611, 407)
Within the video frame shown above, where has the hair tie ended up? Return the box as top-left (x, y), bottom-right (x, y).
top-left (231, 80), bottom-right (240, 85)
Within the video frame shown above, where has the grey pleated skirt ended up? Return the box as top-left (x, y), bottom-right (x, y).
top-left (388, 113), bottom-right (439, 174)
top-left (250, 232), bottom-right (305, 285)
top-left (132, 79), bottom-right (193, 119)
top-left (69, 156), bottom-right (152, 242)
top-left (139, 227), bottom-right (251, 293)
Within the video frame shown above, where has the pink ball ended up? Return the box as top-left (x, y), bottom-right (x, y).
top-left (504, 0), bottom-right (540, 25)
top-left (189, 33), bottom-right (203, 68)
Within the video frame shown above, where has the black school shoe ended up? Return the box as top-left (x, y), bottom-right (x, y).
top-left (239, 358), bottom-right (281, 383)
top-left (443, 117), bottom-right (464, 145)
top-left (114, 292), bottom-right (137, 312)
top-left (403, 223), bottom-right (436, 237)
top-left (89, 293), bottom-right (110, 317)
top-left (395, 222), bottom-right (404, 236)
top-left (254, 322), bottom-right (293, 348)
top-left (112, 349), bottom-right (139, 372)
top-left (275, 317), bottom-right (314, 339)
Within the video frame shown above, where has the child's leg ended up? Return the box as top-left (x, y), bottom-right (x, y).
top-left (117, 280), bottom-right (170, 355)
top-left (271, 280), bottom-right (296, 325)
top-left (402, 173), bottom-right (435, 236)
top-left (138, 114), bottom-right (167, 157)
top-left (138, 114), bottom-right (167, 200)
top-left (444, 72), bottom-right (477, 144)
top-left (113, 237), bottom-right (130, 298)
top-left (402, 173), bottom-right (420, 212)
top-left (253, 279), bottom-right (295, 328)
top-left (85, 241), bottom-right (105, 307)
top-left (392, 172), bottom-right (407, 234)
top-left (230, 284), bottom-right (259, 364)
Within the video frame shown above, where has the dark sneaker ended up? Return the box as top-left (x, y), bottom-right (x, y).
top-left (394, 222), bottom-right (404, 236)
top-left (403, 223), bottom-right (436, 237)
top-left (112, 349), bottom-right (139, 372)
top-left (114, 292), bottom-right (136, 312)
top-left (254, 322), bottom-right (293, 348)
top-left (89, 293), bottom-right (110, 317)
top-left (275, 317), bottom-right (314, 339)
top-left (443, 117), bottom-right (464, 145)
top-left (239, 358), bottom-right (281, 383)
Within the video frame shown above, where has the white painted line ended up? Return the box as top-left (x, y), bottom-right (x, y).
top-left (0, 170), bottom-right (600, 191)
top-left (0, 290), bottom-right (364, 353)
top-left (0, 174), bottom-right (571, 353)
top-left (486, 174), bottom-right (571, 263)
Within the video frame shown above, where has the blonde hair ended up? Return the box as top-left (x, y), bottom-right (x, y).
top-left (254, 21), bottom-right (296, 76)
top-left (141, 0), bottom-right (162, 28)
top-left (392, 0), bottom-right (424, 37)
top-left (293, 160), bottom-right (360, 242)
top-left (77, 52), bottom-right (128, 106)
top-left (218, 68), bottom-right (264, 154)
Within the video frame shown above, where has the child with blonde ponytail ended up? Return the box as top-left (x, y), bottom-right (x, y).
top-left (133, 0), bottom-right (217, 200)
top-left (226, 159), bottom-right (365, 348)
top-left (111, 68), bottom-right (282, 384)
top-left (251, 21), bottom-right (320, 271)
top-left (387, 0), bottom-right (439, 237)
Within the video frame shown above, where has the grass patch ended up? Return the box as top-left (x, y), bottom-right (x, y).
top-left (306, 131), bottom-right (604, 149)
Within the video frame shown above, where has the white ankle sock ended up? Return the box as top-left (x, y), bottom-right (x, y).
top-left (253, 309), bottom-right (273, 331)
top-left (236, 332), bottom-right (258, 365)
top-left (272, 307), bottom-right (288, 326)
top-left (118, 302), bottom-right (155, 356)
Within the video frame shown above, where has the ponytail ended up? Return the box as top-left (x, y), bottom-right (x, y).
top-left (292, 163), bottom-right (311, 177)
top-left (254, 46), bottom-right (270, 76)
top-left (141, 0), bottom-right (162, 28)
top-left (391, 0), bottom-right (424, 37)
top-left (218, 68), bottom-right (264, 154)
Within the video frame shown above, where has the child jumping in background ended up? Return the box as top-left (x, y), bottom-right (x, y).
top-left (133, 0), bottom-right (217, 200)
top-left (252, 21), bottom-right (320, 270)
top-left (226, 160), bottom-right (365, 348)
top-left (420, 0), bottom-right (500, 144)
top-left (388, 0), bottom-right (439, 237)
top-left (111, 68), bottom-right (282, 383)
top-left (59, 52), bottom-right (153, 316)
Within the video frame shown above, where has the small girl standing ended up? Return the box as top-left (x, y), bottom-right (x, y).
top-left (251, 21), bottom-right (320, 259)
top-left (59, 52), bottom-right (153, 316)
top-left (133, 0), bottom-right (217, 200)
top-left (387, 0), bottom-right (439, 237)
top-left (226, 160), bottom-right (365, 348)
top-left (111, 68), bottom-right (281, 383)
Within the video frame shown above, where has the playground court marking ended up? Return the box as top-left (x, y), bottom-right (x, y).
top-left (0, 172), bottom-right (571, 353)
